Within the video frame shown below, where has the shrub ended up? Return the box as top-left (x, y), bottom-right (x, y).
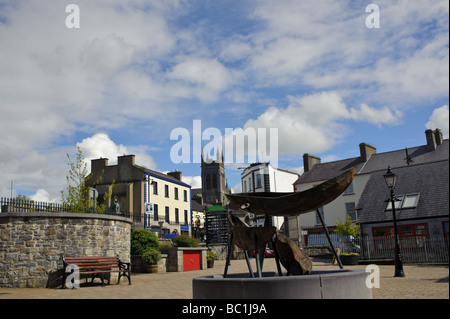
top-left (130, 229), bottom-right (159, 255)
top-left (142, 248), bottom-right (161, 265)
top-left (207, 250), bottom-right (218, 261)
top-left (173, 235), bottom-right (199, 247)
top-left (159, 242), bottom-right (174, 249)
top-left (340, 252), bottom-right (360, 256)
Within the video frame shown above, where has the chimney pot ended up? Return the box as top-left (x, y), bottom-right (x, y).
top-left (303, 153), bottom-right (321, 172)
top-left (434, 128), bottom-right (443, 147)
top-left (425, 129), bottom-right (437, 151)
top-left (359, 143), bottom-right (376, 162)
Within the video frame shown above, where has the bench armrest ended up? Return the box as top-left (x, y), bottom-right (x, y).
top-left (117, 256), bottom-right (131, 270)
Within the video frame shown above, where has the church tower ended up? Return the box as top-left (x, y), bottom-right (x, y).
top-left (201, 149), bottom-right (229, 206)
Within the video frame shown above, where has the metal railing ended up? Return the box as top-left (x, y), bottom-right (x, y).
top-left (0, 197), bottom-right (131, 219)
top-left (359, 236), bottom-right (449, 263)
top-left (1, 197), bottom-right (67, 213)
top-left (304, 232), bottom-right (449, 263)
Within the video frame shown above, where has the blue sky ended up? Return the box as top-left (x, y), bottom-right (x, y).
top-left (0, 0), bottom-right (448, 202)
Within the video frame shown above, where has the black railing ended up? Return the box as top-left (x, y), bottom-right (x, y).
top-left (0, 197), bottom-right (131, 219)
top-left (1, 197), bottom-right (67, 213)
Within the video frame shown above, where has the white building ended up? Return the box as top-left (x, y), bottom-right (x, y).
top-left (240, 162), bottom-right (299, 229)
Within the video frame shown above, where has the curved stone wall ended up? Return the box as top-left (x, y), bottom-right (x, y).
top-left (0, 212), bottom-right (132, 288)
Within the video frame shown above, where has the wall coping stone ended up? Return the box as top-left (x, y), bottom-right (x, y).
top-left (0, 212), bottom-right (132, 224)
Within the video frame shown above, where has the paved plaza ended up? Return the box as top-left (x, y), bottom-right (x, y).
top-left (0, 259), bottom-right (448, 300)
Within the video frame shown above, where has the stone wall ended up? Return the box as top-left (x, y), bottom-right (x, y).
top-left (0, 212), bottom-right (131, 288)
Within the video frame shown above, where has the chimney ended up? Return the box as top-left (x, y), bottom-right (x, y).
top-left (167, 170), bottom-right (182, 181)
top-left (118, 154), bottom-right (135, 166)
top-left (303, 153), bottom-right (321, 172)
top-left (91, 157), bottom-right (108, 174)
top-left (425, 129), bottom-right (437, 151)
top-left (359, 143), bottom-right (376, 162)
top-left (434, 128), bottom-right (443, 147)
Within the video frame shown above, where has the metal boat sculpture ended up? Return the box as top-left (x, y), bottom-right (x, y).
top-left (226, 167), bottom-right (356, 216)
top-left (222, 168), bottom-right (356, 277)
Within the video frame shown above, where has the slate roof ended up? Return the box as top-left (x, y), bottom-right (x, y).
top-left (358, 139), bottom-right (449, 174)
top-left (357, 160), bottom-right (449, 224)
top-left (293, 137), bottom-right (448, 225)
top-left (144, 168), bottom-right (191, 188)
top-left (294, 157), bottom-right (365, 185)
top-left (294, 140), bottom-right (449, 185)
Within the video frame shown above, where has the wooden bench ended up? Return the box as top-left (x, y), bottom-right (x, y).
top-left (62, 255), bottom-right (131, 288)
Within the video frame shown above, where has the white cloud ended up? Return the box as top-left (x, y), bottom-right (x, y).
top-left (168, 57), bottom-right (234, 101)
top-left (231, 182), bottom-right (242, 194)
top-left (181, 175), bottom-right (202, 189)
top-left (349, 104), bottom-right (403, 127)
top-left (0, 0), bottom-right (448, 201)
top-left (77, 133), bottom-right (157, 170)
top-left (80, 34), bottom-right (137, 78)
top-left (29, 189), bottom-right (58, 203)
top-left (426, 105), bottom-right (449, 138)
top-left (243, 91), bottom-right (403, 156)
top-left (239, 0), bottom-right (449, 108)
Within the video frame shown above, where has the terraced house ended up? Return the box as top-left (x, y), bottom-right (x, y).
top-left (295, 129), bottom-right (448, 262)
top-left (86, 154), bottom-right (191, 237)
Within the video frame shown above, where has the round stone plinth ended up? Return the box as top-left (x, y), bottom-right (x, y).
top-left (193, 270), bottom-right (372, 299)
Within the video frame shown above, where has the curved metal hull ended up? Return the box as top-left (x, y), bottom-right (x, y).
top-left (226, 168), bottom-right (356, 216)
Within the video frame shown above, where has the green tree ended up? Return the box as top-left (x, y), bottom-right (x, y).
top-left (60, 147), bottom-right (111, 214)
top-left (334, 215), bottom-right (360, 238)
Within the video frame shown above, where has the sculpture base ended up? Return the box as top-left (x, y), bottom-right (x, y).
top-left (193, 270), bottom-right (372, 299)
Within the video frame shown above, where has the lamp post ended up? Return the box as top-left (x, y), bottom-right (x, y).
top-left (383, 166), bottom-right (405, 277)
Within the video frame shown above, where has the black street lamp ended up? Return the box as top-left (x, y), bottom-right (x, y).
top-left (383, 166), bottom-right (405, 277)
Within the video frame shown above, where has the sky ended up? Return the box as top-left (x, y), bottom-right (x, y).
top-left (0, 0), bottom-right (448, 202)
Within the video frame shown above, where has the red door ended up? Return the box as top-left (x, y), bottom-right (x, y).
top-left (183, 250), bottom-right (201, 271)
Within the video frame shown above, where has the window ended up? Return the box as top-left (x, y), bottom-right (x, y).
top-left (212, 174), bottom-right (217, 189)
top-left (153, 181), bottom-right (158, 195)
top-left (154, 204), bottom-right (158, 221)
top-left (403, 194), bottom-right (419, 208)
top-left (346, 202), bottom-right (357, 221)
top-left (205, 174), bottom-right (211, 189)
top-left (343, 181), bottom-right (354, 195)
top-left (373, 223), bottom-right (429, 239)
top-left (184, 190), bottom-right (187, 202)
top-left (175, 208), bottom-right (179, 223)
top-left (174, 187), bottom-right (179, 200)
top-left (165, 206), bottom-right (170, 222)
top-left (256, 174), bottom-right (262, 188)
top-left (243, 181), bottom-right (247, 193)
top-left (184, 210), bottom-right (188, 225)
top-left (386, 193), bottom-right (420, 211)
top-left (165, 185), bottom-right (169, 198)
top-left (443, 221), bottom-right (449, 236)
